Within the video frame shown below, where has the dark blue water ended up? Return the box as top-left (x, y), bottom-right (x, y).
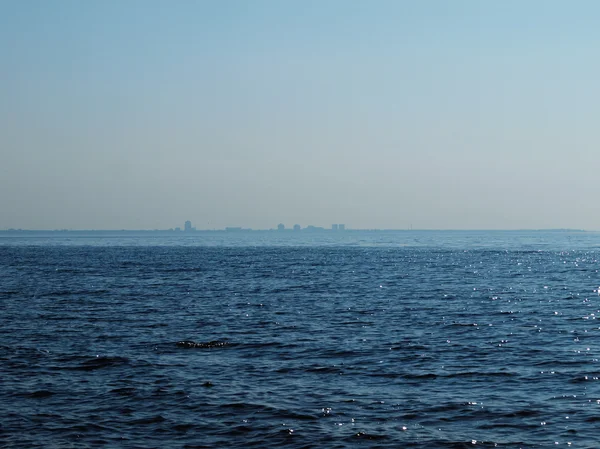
top-left (2, 231), bottom-right (600, 448)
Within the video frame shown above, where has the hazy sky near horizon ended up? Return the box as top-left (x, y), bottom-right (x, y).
top-left (2, 1), bottom-right (599, 230)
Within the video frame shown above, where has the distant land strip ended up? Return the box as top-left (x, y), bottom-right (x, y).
top-left (0, 228), bottom-right (588, 233)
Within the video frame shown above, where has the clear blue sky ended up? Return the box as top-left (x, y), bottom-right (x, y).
top-left (2, 1), bottom-right (599, 230)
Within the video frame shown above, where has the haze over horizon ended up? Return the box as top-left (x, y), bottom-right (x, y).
top-left (2, 1), bottom-right (599, 231)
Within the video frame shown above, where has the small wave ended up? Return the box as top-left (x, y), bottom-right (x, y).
top-left (128, 415), bottom-right (167, 425)
top-left (218, 402), bottom-right (317, 421)
top-left (402, 372), bottom-right (438, 380)
top-left (17, 390), bottom-right (55, 399)
top-left (66, 423), bottom-right (113, 433)
top-left (304, 365), bottom-right (341, 374)
top-left (110, 387), bottom-right (137, 396)
top-left (237, 341), bottom-right (288, 350)
top-left (403, 441), bottom-right (521, 448)
top-left (389, 343), bottom-right (430, 351)
top-left (176, 340), bottom-right (231, 349)
top-left (348, 431), bottom-right (388, 441)
top-left (172, 423), bottom-right (196, 432)
top-left (67, 356), bottom-right (130, 371)
top-left (533, 359), bottom-right (584, 367)
top-left (401, 371), bottom-right (515, 380)
top-left (506, 408), bottom-right (541, 418)
top-left (369, 372), bottom-right (401, 379)
top-left (0, 290), bottom-right (22, 296)
top-left (449, 371), bottom-right (516, 378)
top-left (340, 320), bottom-right (374, 326)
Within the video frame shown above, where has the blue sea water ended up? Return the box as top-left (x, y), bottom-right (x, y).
top-left (2, 230), bottom-right (600, 448)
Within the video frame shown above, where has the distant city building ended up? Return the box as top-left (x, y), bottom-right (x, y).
top-left (184, 220), bottom-right (192, 232)
top-left (293, 224), bottom-right (301, 232)
top-left (175, 227), bottom-right (181, 232)
top-left (305, 225), bottom-right (325, 232)
top-left (226, 227), bottom-right (242, 232)
top-left (277, 223), bottom-right (285, 231)
top-left (332, 224), bottom-right (339, 231)
top-left (339, 224), bottom-right (345, 231)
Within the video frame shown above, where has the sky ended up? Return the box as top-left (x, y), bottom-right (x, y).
top-left (1, 0), bottom-right (599, 230)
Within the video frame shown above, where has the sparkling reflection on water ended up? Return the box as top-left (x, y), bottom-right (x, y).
top-left (1, 231), bottom-right (600, 448)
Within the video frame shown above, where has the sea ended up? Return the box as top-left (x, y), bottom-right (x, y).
top-left (2, 230), bottom-right (600, 448)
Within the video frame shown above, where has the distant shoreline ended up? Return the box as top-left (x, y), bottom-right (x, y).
top-left (0, 228), bottom-right (588, 234)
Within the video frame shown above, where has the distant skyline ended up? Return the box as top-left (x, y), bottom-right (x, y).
top-left (2, 1), bottom-right (600, 231)
top-left (0, 221), bottom-right (587, 233)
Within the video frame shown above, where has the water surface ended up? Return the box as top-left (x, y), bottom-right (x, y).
top-left (2, 231), bottom-right (600, 447)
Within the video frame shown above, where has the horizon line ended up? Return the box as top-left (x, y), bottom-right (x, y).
top-left (0, 227), bottom-right (590, 233)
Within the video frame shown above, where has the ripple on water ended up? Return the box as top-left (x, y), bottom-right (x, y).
top-left (3, 242), bottom-right (600, 447)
